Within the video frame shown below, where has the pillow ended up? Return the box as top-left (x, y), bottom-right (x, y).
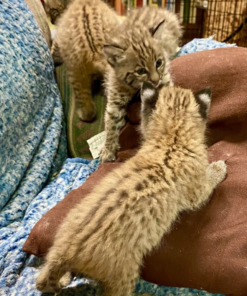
top-left (23, 47), bottom-right (247, 295)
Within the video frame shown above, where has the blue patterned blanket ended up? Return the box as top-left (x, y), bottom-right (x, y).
top-left (0, 1), bottom-right (227, 295)
top-left (176, 35), bottom-right (236, 57)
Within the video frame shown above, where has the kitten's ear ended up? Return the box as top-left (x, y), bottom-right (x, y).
top-left (103, 45), bottom-right (125, 67)
top-left (194, 88), bottom-right (212, 119)
top-left (141, 81), bottom-right (159, 104)
top-left (151, 20), bottom-right (165, 40)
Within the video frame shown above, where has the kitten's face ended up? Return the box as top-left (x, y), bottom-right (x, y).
top-left (103, 21), bottom-right (171, 90)
top-left (117, 42), bottom-right (169, 89)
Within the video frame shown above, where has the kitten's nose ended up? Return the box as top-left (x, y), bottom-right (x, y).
top-left (150, 73), bottom-right (160, 88)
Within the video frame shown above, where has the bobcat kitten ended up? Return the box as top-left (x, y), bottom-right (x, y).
top-left (52, 0), bottom-right (122, 121)
top-left (36, 85), bottom-right (227, 295)
top-left (100, 6), bottom-right (182, 162)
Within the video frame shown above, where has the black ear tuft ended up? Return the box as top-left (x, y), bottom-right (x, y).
top-left (194, 88), bottom-right (212, 119)
top-left (152, 20), bottom-right (166, 40)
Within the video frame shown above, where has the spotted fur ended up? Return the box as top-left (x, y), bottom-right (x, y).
top-left (100, 8), bottom-right (182, 162)
top-left (36, 85), bottom-right (227, 296)
top-left (127, 6), bottom-right (182, 59)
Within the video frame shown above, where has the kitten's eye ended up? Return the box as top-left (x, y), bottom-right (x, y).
top-left (136, 68), bottom-right (147, 75)
top-left (155, 59), bottom-right (162, 68)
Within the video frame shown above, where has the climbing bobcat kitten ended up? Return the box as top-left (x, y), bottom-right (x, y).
top-left (36, 85), bottom-right (227, 295)
top-left (100, 7), bottom-right (182, 162)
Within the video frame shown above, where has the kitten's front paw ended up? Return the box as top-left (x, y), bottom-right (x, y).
top-left (100, 147), bottom-right (116, 163)
top-left (208, 160), bottom-right (227, 186)
top-left (77, 102), bottom-right (96, 122)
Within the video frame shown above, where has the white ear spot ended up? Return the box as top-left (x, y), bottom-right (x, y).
top-left (199, 93), bottom-right (210, 106)
top-left (142, 89), bottom-right (155, 99)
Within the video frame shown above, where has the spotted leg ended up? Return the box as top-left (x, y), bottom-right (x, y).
top-left (100, 85), bottom-right (133, 163)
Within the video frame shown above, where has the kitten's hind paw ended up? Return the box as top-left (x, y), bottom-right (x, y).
top-left (36, 268), bottom-right (62, 293)
top-left (36, 275), bottom-right (56, 293)
top-left (207, 160), bottom-right (227, 187)
top-left (77, 101), bottom-right (96, 122)
top-left (36, 278), bottom-right (61, 294)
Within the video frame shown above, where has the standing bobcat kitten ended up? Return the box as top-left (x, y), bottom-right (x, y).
top-left (100, 7), bottom-right (182, 162)
top-left (52, 0), bottom-right (122, 121)
top-left (36, 85), bottom-right (227, 295)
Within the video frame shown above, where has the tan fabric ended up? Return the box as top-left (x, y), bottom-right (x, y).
top-left (25, 0), bottom-right (52, 48)
top-left (23, 47), bottom-right (247, 295)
